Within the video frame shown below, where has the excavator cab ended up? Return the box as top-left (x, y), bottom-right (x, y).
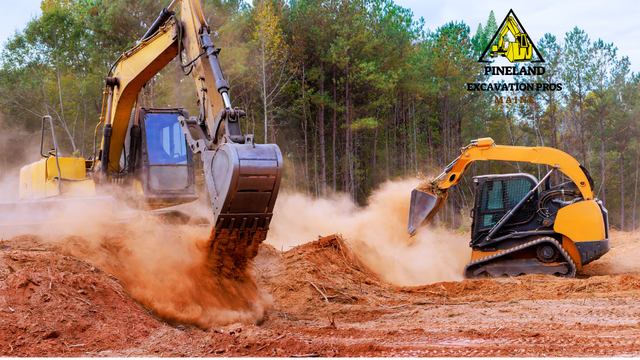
top-left (136, 108), bottom-right (198, 209)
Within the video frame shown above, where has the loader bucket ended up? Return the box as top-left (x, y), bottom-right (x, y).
top-left (407, 188), bottom-right (449, 236)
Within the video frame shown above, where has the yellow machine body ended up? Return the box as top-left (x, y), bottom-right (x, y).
top-left (19, 157), bottom-right (96, 200)
top-left (3, 0), bottom-right (283, 255)
top-left (468, 200), bottom-right (607, 269)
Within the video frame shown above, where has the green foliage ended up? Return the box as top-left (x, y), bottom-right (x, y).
top-left (483, 11), bottom-right (498, 48)
top-left (2, 0), bottom-right (640, 231)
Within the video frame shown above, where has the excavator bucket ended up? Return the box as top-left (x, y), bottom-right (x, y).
top-left (407, 188), bottom-right (449, 236)
top-left (202, 142), bottom-right (283, 234)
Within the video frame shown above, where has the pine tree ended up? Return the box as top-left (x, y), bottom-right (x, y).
top-left (471, 22), bottom-right (484, 54)
top-left (484, 10), bottom-right (498, 48)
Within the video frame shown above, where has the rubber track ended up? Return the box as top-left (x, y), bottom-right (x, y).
top-left (463, 237), bottom-right (577, 279)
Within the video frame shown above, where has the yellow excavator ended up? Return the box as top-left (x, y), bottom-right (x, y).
top-left (490, 15), bottom-right (532, 62)
top-left (3, 0), bottom-right (282, 250)
top-left (408, 138), bottom-right (609, 278)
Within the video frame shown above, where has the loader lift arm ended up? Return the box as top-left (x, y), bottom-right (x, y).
top-left (431, 138), bottom-right (592, 198)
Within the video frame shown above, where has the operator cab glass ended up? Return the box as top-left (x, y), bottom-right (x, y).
top-left (471, 173), bottom-right (538, 239)
top-left (142, 111), bottom-right (191, 193)
top-left (146, 114), bottom-right (188, 165)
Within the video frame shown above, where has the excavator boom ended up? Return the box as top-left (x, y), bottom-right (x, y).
top-left (97, 0), bottom-right (283, 235)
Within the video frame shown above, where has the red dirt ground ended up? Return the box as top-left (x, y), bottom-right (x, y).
top-left (3, 230), bottom-right (640, 356)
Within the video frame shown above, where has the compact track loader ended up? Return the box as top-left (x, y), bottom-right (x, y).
top-left (1, 0), bottom-right (282, 247)
top-left (408, 138), bottom-right (610, 278)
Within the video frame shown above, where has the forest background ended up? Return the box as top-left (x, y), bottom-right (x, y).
top-left (1, 0), bottom-right (638, 231)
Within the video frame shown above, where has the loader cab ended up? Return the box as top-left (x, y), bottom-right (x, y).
top-left (471, 173), bottom-right (539, 245)
top-left (137, 108), bottom-right (198, 209)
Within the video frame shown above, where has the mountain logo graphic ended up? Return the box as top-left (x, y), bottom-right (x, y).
top-left (478, 9), bottom-right (545, 63)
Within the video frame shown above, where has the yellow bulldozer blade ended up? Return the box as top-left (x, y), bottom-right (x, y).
top-left (407, 187), bottom-right (449, 236)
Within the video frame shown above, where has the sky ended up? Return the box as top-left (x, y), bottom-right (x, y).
top-left (2, 0), bottom-right (640, 73)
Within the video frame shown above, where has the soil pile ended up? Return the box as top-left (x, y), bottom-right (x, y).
top-left (0, 235), bottom-right (160, 356)
top-left (269, 180), bottom-right (469, 286)
top-left (260, 234), bottom-right (383, 312)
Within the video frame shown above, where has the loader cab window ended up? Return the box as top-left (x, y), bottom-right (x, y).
top-left (142, 111), bottom-right (191, 192)
top-left (475, 175), bottom-right (537, 231)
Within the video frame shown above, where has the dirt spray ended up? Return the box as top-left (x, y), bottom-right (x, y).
top-left (268, 179), bottom-right (470, 286)
top-left (57, 219), bottom-right (272, 329)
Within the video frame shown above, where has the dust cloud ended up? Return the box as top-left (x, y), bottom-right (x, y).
top-left (268, 179), bottom-right (470, 286)
top-left (0, 116), bottom-right (270, 328)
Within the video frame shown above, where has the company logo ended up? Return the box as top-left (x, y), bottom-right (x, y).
top-left (478, 10), bottom-right (545, 64)
top-left (466, 9), bottom-right (562, 100)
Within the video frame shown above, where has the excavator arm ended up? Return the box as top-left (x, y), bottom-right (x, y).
top-left (408, 138), bottom-right (594, 235)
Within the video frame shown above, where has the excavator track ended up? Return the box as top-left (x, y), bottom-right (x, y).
top-left (464, 237), bottom-right (576, 279)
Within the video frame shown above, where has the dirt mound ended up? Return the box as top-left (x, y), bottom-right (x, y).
top-left (0, 235), bottom-right (160, 356)
top-left (265, 234), bottom-right (382, 307)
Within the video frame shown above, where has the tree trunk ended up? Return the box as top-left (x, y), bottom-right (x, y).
top-left (345, 58), bottom-right (352, 199)
top-left (301, 62), bottom-right (310, 197)
top-left (319, 62), bottom-right (327, 197)
top-left (600, 115), bottom-right (606, 205)
top-left (633, 148), bottom-right (639, 231)
top-left (621, 151), bottom-right (625, 231)
top-left (262, 35), bottom-right (268, 144)
top-left (332, 71), bottom-right (337, 195)
top-left (372, 108), bottom-right (378, 188)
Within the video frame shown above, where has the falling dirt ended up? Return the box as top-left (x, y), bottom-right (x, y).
top-left (56, 222), bottom-right (272, 329)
